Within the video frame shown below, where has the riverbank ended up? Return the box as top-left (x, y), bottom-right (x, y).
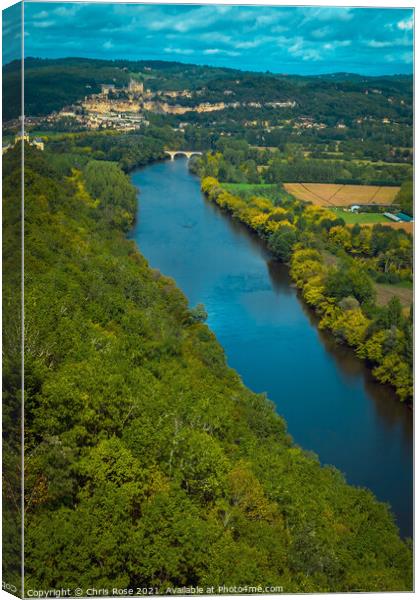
top-left (14, 144), bottom-right (412, 591)
top-left (200, 176), bottom-right (413, 403)
top-left (130, 157), bottom-right (412, 539)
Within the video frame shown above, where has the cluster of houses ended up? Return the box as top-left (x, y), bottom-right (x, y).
top-left (294, 116), bottom-right (328, 130)
top-left (52, 79), bottom-right (150, 131)
top-left (4, 77), bottom-right (401, 139)
top-left (2, 133), bottom-right (44, 155)
top-left (41, 78), bottom-right (303, 131)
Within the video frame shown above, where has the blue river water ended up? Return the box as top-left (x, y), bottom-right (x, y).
top-left (130, 157), bottom-right (413, 538)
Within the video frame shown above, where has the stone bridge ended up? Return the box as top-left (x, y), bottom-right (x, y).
top-left (164, 150), bottom-right (203, 161)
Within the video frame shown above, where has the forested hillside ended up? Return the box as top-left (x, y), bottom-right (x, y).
top-left (3, 58), bottom-right (128, 120)
top-left (3, 56), bottom-right (413, 125)
top-left (2, 144), bottom-right (412, 592)
top-left (2, 141), bottom-right (22, 596)
top-left (3, 57), bottom-right (241, 120)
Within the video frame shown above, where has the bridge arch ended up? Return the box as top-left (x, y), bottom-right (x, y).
top-left (164, 150), bottom-right (203, 161)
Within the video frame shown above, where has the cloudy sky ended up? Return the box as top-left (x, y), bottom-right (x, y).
top-left (4, 2), bottom-right (414, 75)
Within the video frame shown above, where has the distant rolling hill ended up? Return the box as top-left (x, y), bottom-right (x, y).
top-left (2, 56), bottom-right (413, 122)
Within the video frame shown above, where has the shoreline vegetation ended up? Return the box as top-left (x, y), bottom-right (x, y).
top-left (2, 142), bottom-right (412, 592)
top-left (199, 175), bottom-right (412, 403)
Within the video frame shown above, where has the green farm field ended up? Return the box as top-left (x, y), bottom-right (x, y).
top-left (222, 182), bottom-right (278, 193)
top-left (221, 182), bottom-right (292, 204)
top-left (332, 208), bottom-right (389, 224)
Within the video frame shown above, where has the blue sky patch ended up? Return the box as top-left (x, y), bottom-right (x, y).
top-left (17, 3), bottom-right (415, 75)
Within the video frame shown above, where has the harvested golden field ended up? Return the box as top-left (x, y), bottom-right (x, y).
top-left (284, 183), bottom-right (400, 207)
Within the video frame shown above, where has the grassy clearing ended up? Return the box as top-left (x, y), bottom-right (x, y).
top-left (221, 182), bottom-right (292, 205)
top-left (28, 130), bottom-right (120, 140)
top-left (332, 208), bottom-right (388, 224)
top-left (222, 183), bottom-right (278, 193)
top-left (375, 282), bottom-right (413, 308)
top-left (321, 251), bottom-right (412, 310)
top-left (354, 159), bottom-right (411, 167)
top-left (27, 130), bottom-right (82, 140)
top-left (321, 250), bottom-right (339, 267)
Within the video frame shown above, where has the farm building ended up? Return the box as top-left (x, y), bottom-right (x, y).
top-left (384, 212), bottom-right (400, 222)
top-left (384, 212), bottom-right (413, 223)
top-left (396, 212), bottom-right (413, 222)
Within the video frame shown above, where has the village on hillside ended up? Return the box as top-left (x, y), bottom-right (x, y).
top-left (27, 78), bottom-right (298, 132)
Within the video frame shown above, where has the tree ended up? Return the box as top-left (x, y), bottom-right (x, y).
top-left (373, 354), bottom-right (412, 402)
top-left (175, 429), bottom-right (229, 501)
top-left (268, 226), bottom-right (298, 262)
top-left (328, 225), bottom-right (352, 251)
top-left (189, 303), bottom-right (208, 324)
top-left (394, 179), bottom-right (413, 216)
top-left (383, 297), bottom-right (404, 329)
top-left (324, 264), bottom-right (375, 305)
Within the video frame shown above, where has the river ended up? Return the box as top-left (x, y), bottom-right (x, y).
top-left (130, 157), bottom-right (413, 538)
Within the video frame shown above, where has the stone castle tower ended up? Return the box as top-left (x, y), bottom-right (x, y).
top-left (128, 79), bottom-right (144, 95)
